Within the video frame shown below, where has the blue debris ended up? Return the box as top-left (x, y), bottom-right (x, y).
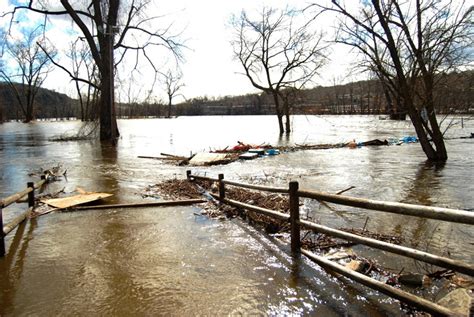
top-left (400, 136), bottom-right (418, 143)
top-left (265, 149), bottom-right (280, 156)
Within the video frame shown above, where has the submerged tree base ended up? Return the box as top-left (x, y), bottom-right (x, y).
top-left (50, 121), bottom-right (99, 142)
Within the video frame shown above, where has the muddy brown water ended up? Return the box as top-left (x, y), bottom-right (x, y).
top-left (0, 115), bottom-right (473, 315)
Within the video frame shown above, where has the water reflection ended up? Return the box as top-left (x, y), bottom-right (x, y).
top-left (0, 219), bottom-right (37, 315)
top-left (402, 160), bottom-right (446, 206)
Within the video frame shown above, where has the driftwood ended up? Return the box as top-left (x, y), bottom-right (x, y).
top-left (138, 153), bottom-right (193, 166)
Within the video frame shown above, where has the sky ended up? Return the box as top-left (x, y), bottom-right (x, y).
top-left (0, 0), bottom-right (356, 103)
top-left (149, 0), bottom-right (355, 102)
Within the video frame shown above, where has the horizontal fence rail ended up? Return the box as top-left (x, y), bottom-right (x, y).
top-left (0, 178), bottom-right (46, 209)
top-left (187, 171), bottom-right (472, 315)
top-left (209, 192), bottom-right (290, 221)
top-left (299, 219), bottom-right (474, 276)
top-left (222, 180), bottom-right (288, 194)
top-left (299, 189), bottom-right (474, 225)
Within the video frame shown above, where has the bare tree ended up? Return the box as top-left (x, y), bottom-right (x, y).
top-left (231, 7), bottom-right (327, 134)
top-left (162, 69), bottom-right (184, 118)
top-left (6, 0), bottom-right (183, 142)
top-left (316, 0), bottom-right (473, 161)
top-left (0, 27), bottom-right (56, 123)
top-left (67, 39), bottom-right (99, 121)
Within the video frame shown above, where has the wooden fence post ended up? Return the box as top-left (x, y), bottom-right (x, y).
top-left (218, 174), bottom-right (225, 201)
top-left (0, 206), bottom-right (5, 257)
top-left (186, 170), bottom-right (192, 181)
top-left (289, 181), bottom-right (300, 254)
top-left (27, 182), bottom-right (35, 208)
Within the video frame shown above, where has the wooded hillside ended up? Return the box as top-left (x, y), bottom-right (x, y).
top-left (0, 83), bottom-right (77, 121)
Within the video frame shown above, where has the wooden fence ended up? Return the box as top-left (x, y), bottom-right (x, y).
top-left (0, 177), bottom-right (46, 257)
top-left (187, 170), bottom-right (473, 316)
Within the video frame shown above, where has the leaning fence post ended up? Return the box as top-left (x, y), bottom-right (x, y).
top-left (218, 174), bottom-right (225, 201)
top-left (186, 170), bottom-right (192, 181)
top-left (27, 182), bottom-right (35, 208)
top-left (0, 206), bottom-right (5, 257)
top-left (289, 181), bottom-right (300, 253)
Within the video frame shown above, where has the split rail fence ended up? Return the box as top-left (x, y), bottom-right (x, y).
top-left (187, 170), bottom-right (474, 317)
top-left (0, 176), bottom-right (46, 257)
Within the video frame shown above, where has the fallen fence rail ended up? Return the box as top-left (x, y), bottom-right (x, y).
top-left (1, 177), bottom-right (46, 257)
top-left (301, 249), bottom-right (459, 317)
top-left (71, 199), bottom-right (206, 211)
top-left (187, 170), bottom-right (473, 316)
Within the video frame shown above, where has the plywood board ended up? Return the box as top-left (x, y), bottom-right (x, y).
top-left (189, 152), bottom-right (230, 166)
top-left (41, 192), bottom-right (113, 209)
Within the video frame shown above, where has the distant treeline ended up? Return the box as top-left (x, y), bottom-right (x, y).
top-left (119, 71), bottom-right (474, 118)
top-left (0, 83), bottom-right (76, 121)
top-left (1, 71), bottom-right (472, 121)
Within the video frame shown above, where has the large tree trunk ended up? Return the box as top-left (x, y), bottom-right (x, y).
top-left (99, 30), bottom-right (119, 142)
top-left (406, 105), bottom-right (447, 161)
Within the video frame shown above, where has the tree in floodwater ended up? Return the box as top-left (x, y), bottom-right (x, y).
top-left (162, 69), bottom-right (184, 118)
top-left (316, 0), bottom-right (473, 161)
top-left (231, 7), bottom-right (327, 134)
top-left (0, 27), bottom-right (56, 123)
top-left (7, 0), bottom-right (183, 142)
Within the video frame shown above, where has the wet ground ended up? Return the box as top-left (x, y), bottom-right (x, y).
top-left (0, 115), bottom-right (473, 315)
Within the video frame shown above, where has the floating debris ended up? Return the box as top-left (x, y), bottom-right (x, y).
top-left (41, 189), bottom-right (112, 209)
top-left (28, 164), bottom-right (67, 182)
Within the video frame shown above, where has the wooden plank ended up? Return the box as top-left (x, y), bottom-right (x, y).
top-left (301, 249), bottom-right (459, 317)
top-left (41, 193), bottom-right (113, 209)
top-left (298, 189), bottom-right (474, 225)
top-left (71, 199), bottom-right (207, 210)
top-left (299, 219), bottom-right (474, 276)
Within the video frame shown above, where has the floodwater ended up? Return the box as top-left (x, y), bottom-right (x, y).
top-left (0, 115), bottom-right (473, 315)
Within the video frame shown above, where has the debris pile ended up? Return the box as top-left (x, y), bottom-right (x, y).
top-left (138, 136), bottom-right (421, 166)
top-left (28, 164), bottom-right (67, 182)
top-left (143, 179), bottom-right (204, 200)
